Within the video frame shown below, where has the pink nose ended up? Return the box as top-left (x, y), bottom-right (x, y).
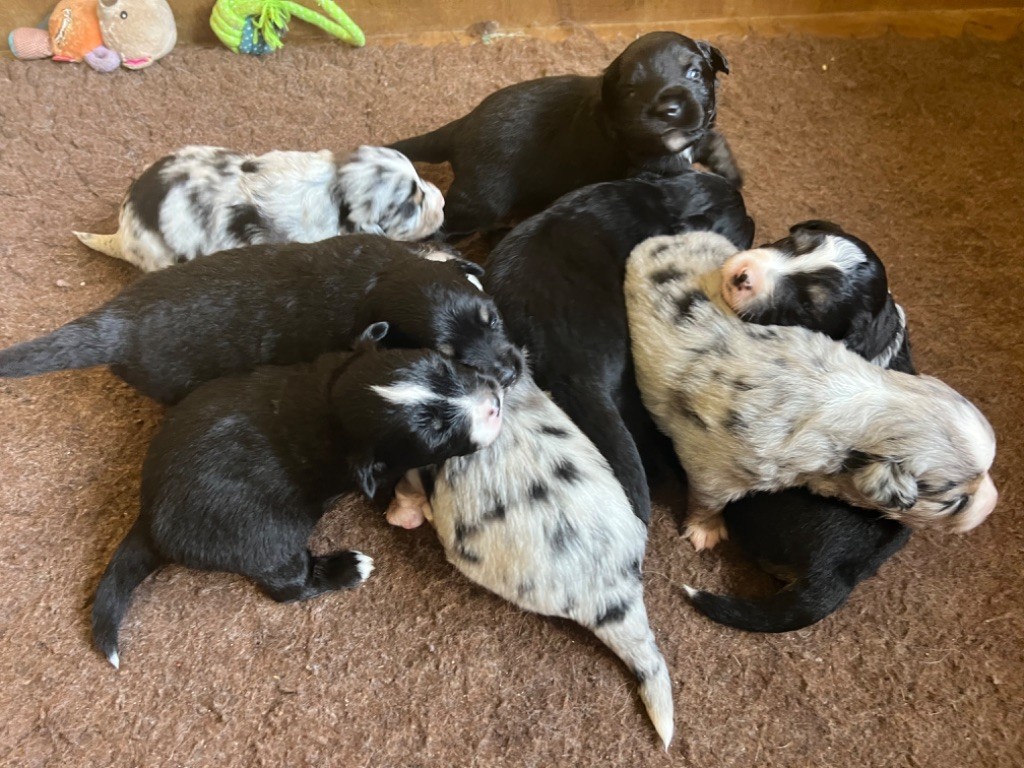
top-left (721, 253), bottom-right (769, 312)
top-left (470, 393), bottom-right (504, 448)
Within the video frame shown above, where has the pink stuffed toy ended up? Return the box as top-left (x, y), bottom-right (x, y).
top-left (9, 0), bottom-right (176, 72)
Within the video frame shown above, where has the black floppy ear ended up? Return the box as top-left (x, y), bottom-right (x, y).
top-left (789, 220), bottom-right (846, 237)
top-left (844, 295), bottom-right (916, 372)
top-left (696, 40), bottom-right (729, 75)
top-left (851, 454), bottom-right (919, 511)
top-left (601, 56), bottom-right (624, 107)
top-left (453, 258), bottom-right (485, 278)
top-left (355, 321), bottom-right (390, 351)
top-left (352, 456), bottom-right (386, 501)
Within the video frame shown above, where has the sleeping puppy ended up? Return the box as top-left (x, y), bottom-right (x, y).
top-left (0, 235), bottom-right (522, 404)
top-left (390, 31), bottom-right (739, 236)
top-left (684, 221), bottom-right (918, 632)
top-left (484, 170), bottom-right (753, 524)
top-left (75, 145), bottom-right (445, 271)
top-left (721, 220), bottom-right (915, 373)
top-left (387, 372), bottom-right (673, 747)
top-left (91, 324), bottom-right (505, 668)
top-left (625, 231), bottom-right (998, 550)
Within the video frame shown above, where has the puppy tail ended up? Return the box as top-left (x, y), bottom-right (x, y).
top-left (682, 578), bottom-right (851, 633)
top-left (0, 312), bottom-right (123, 379)
top-left (388, 120), bottom-right (459, 164)
top-left (592, 603), bottom-right (674, 748)
top-left (92, 522), bottom-right (161, 669)
top-left (74, 230), bottom-right (123, 259)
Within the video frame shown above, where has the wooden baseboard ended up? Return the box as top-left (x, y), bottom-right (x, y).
top-left (2, 6), bottom-right (1021, 57)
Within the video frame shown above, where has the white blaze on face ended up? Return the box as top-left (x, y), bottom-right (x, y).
top-left (371, 380), bottom-right (504, 449)
top-left (720, 236), bottom-right (868, 313)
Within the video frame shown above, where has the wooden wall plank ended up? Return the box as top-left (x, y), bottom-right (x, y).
top-left (2, 1), bottom-right (1021, 50)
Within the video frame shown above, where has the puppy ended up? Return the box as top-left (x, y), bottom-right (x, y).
top-left (685, 221), bottom-right (917, 632)
top-left (390, 31), bottom-right (740, 235)
top-left (484, 170), bottom-right (753, 524)
top-left (388, 372), bottom-right (673, 747)
top-left (92, 324), bottom-right (504, 668)
top-left (625, 231), bottom-right (998, 550)
top-left (0, 235), bottom-right (522, 404)
top-left (75, 145), bottom-right (445, 272)
top-left (721, 220), bottom-right (915, 373)
top-left (686, 491), bottom-right (912, 632)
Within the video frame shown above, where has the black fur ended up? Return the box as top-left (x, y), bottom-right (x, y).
top-left (390, 31), bottom-right (740, 236)
top-left (687, 491), bottom-right (911, 633)
top-left (686, 222), bottom-right (917, 632)
top-left (736, 220), bottom-right (916, 374)
top-left (0, 235), bottom-right (523, 404)
top-left (484, 170), bottom-right (754, 524)
top-left (92, 332), bottom-right (502, 665)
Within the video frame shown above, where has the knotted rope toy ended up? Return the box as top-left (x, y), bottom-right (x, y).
top-left (210, 0), bottom-right (364, 54)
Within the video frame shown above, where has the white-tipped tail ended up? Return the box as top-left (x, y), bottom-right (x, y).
top-left (108, 650), bottom-right (120, 670)
top-left (354, 552), bottom-right (375, 581)
top-left (592, 605), bottom-right (674, 747)
top-left (682, 584), bottom-right (699, 599)
top-left (74, 231), bottom-right (123, 259)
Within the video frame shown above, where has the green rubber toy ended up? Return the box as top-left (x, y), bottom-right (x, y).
top-left (211, 0), bottom-right (364, 54)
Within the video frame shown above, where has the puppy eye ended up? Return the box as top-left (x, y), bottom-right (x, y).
top-left (686, 66), bottom-right (701, 81)
top-left (488, 314), bottom-right (499, 329)
top-left (431, 416), bottom-right (444, 432)
top-left (943, 495), bottom-right (971, 515)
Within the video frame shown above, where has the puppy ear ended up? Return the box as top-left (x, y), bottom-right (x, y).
top-left (851, 455), bottom-right (919, 511)
top-left (453, 258), bottom-right (485, 278)
top-left (696, 40), bottom-right (730, 75)
top-left (845, 295), bottom-right (916, 371)
top-left (789, 220), bottom-right (846, 237)
top-left (355, 322), bottom-right (390, 351)
top-left (352, 456), bottom-right (386, 501)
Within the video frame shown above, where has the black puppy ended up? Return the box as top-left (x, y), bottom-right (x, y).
top-left (484, 170), bottom-right (754, 524)
top-left (0, 235), bottom-right (523, 404)
top-left (92, 324), bottom-right (505, 667)
top-left (391, 31), bottom-right (740, 236)
top-left (685, 492), bottom-right (911, 632)
top-left (684, 221), bottom-right (916, 632)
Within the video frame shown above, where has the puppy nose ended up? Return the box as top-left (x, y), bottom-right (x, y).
top-left (954, 473), bottom-right (998, 533)
top-left (497, 347), bottom-right (524, 387)
top-left (721, 253), bottom-right (768, 312)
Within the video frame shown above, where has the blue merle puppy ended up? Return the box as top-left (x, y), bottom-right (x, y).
top-left (75, 145), bottom-right (445, 271)
top-left (386, 371), bottom-right (674, 747)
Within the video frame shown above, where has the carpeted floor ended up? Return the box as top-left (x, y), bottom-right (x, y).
top-left (1, 29), bottom-right (1022, 768)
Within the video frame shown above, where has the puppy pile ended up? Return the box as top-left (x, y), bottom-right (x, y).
top-left (0, 31), bottom-right (999, 748)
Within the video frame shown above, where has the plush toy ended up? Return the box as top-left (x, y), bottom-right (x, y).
top-left (210, 0), bottom-right (364, 55)
top-left (8, 0), bottom-right (176, 71)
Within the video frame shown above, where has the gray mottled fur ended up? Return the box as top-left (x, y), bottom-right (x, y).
top-left (625, 231), bottom-right (997, 545)
top-left (422, 373), bottom-right (674, 747)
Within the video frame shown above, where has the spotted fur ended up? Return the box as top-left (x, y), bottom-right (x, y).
top-left (74, 145), bottom-right (444, 272)
top-left (394, 373), bottom-right (674, 747)
top-left (625, 231), bottom-right (998, 549)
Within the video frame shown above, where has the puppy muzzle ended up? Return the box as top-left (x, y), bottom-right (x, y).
top-left (721, 251), bottom-right (773, 314)
top-left (952, 472), bottom-right (998, 533)
top-left (469, 386), bottom-right (504, 449)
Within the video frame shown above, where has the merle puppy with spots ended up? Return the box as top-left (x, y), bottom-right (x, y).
top-left (75, 145), bottom-right (445, 271)
top-left (390, 31), bottom-right (739, 236)
top-left (683, 221), bottom-right (918, 632)
top-left (484, 170), bottom-right (753, 524)
top-left (625, 231), bottom-right (998, 551)
top-left (386, 372), bottom-right (673, 747)
top-left (0, 235), bottom-right (522, 404)
top-left (92, 324), bottom-right (505, 668)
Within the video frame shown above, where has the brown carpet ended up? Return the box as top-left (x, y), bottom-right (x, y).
top-left (1, 30), bottom-right (1022, 768)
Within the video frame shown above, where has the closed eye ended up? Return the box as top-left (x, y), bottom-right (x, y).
top-left (942, 495), bottom-right (970, 515)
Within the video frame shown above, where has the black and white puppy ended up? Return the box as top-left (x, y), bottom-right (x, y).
top-left (0, 235), bottom-right (523, 404)
top-left (625, 231), bottom-right (998, 550)
top-left (484, 170), bottom-right (753, 524)
top-left (683, 222), bottom-right (918, 632)
top-left (91, 325), bottom-right (505, 668)
top-left (386, 372), bottom-right (673, 747)
top-left (75, 145), bottom-right (445, 271)
top-left (721, 220), bottom-right (915, 374)
top-left (390, 31), bottom-right (739, 235)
